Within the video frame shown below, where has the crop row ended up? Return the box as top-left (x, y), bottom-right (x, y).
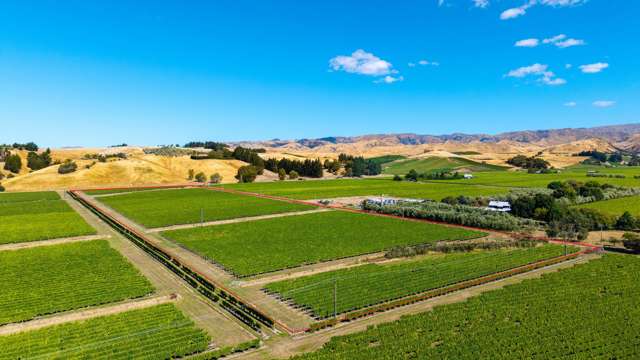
top-left (0, 191), bottom-right (96, 244)
top-left (71, 191), bottom-right (275, 332)
top-left (163, 210), bottom-right (485, 277)
top-left (266, 245), bottom-right (575, 319)
top-left (295, 254), bottom-right (640, 359)
top-left (97, 187), bottom-right (315, 228)
top-left (0, 240), bottom-right (153, 325)
top-left (0, 304), bottom-right (210, 359)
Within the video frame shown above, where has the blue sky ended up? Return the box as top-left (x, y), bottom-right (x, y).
top-left (0, 1), bottom-right (638, 147)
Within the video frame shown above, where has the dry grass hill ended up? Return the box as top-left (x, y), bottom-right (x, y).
top-left (2, 123), bottom-right (639, 191)
top-left (0, 147), bottom-right (248, 192)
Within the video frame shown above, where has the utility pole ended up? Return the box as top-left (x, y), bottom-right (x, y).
top-left (333, 278), bottom-right (337, 320)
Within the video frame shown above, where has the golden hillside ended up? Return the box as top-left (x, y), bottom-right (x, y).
top-left (2, 153), bottom-right (246, 192)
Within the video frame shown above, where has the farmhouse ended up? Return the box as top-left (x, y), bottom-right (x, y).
top-left (463, 173), bottom-right (474, 179)
top-left (366, 197), bottom-right (398, 207)
top-left (485, 201), bottom-right (511, 212)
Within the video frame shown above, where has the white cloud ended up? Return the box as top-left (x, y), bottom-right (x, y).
top-left (540, 34), bottom-right (586, 48)
top-left (516, 34), bottom-right (584, 49)
top-left (506, 63), bottom-right (548, 78)
top-left (555, 38), bottom-right (585, 48)
top-left (580, 62), bottom-right (609, 74)
top-left (565, 64), bottom-right (573, 69)
top-left (500, 7), bottom-right (527, 20)
top-left (541, 0), bottom-right (587, 7)
top-left (329, 49), bottom-right (395, 76)
top-left (438, 0), bottom-right (445, 6)
top-left (473, 0), bottom-right (489, 8)
top-left (375, 75), bottom-right (404, 84)
top-left (501, 0), bottom-right (586, 20)
top-left (564, 101), bottom-right (577, 107)
top-left (506, 63), bottom-right (566, 86)
top-left (409, 59), bottom-right (439, 68)
top-left (593, 100), bottom-right (615, 108)
top-left (515, 38), bottom-right (540, 47)
top-left (543, 34), bottom-right (567, 44)
top-left (417, 59), bottom-right (439, 66)
top-left (542, 76), bottom-right (567, 86)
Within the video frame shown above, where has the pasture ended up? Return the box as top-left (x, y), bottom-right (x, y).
top-left (292, 255), bottom-right (640, 359)
top-left (0, 304), bottom-right (210, 360)
top-left (162, 210), bottom-right (485, 277)
top-left (438, 165), bottom-right (640, 188)
top-left (382, 156), bottom-right (506, 175)
top-left (575, 195), bottom-right (640, 217)
top-left (0, 240), bottom-right (153, 325)
top-left (224, 178), bottom-right (510, 200)
top-left (0, 191), bottom-right (96, 244)
top-left (97, 187), bottom-right (315, 228)
top-left (265, 245), bottom-right (573, 318)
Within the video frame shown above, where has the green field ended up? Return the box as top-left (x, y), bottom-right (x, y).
top-left (266, 245), bottom-right (572, 318)
top-left (0, 240), bottom-right (153, 325)
top-left (162, 210), bottom-right (485, 277)
top-left (0, 304), bottom-right (210, 360)
top-left (224, 179), bottom-right (510, 200)
top-left (97, 187), bottom-right (315, 228)
top-left (575, 195), bottom-right (640, 217)
top-left (0, 191), bottom-right (61, 203)
top-left (293, 255), bottom-right (640, 359)
top-left (0, 191), bottom-right (96, 244)
top-left (366, 155), bottom-right (406, 166)
top-left (382, 156), bottom-right (506, 175)
top-left (84, 187), bottom-right (159, 196)
top-left (438, 165), bottom-right (640, 188)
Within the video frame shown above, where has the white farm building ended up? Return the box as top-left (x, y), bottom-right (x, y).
top-left (485, 201), bottom-right (511, 212)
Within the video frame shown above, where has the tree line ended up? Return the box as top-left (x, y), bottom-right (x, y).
top-left (264, 158), bottom-right (323, 178)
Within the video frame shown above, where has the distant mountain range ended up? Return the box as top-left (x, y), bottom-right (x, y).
top-left (239, 123), bottom-right (640, 152)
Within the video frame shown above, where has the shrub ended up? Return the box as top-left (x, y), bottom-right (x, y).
top-left (236, 166), bottom-right (258, 183)
top-left (289, 170), bottom-right (299, 179)
top-left (188, 169), bottom-right (195, 180)
top-left (194, 172), bottom-right (207, 183)
top-left (278, 168), bottom-right (286, 181)
top-left (0, 183), bottom-right (4, 192)
top-left (393, 174), bottom-right (402, 181)
top-left (615, 212), bottom-right (637, 231)
top-left (363, 200), bottom-right (539, 231)
top-left (3, 154), bottom-right (22, 173)
top-left (58, 160), bottom-right (78, 174)
top-left (210, 173), bottom-right (222, 184)
top-left (405, 169), bottom-right (419, 181)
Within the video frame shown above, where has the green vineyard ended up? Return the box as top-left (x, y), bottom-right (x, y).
top-left (292, 255), bottom-right (640, 359)
top-left (0, 191), bottom-right (96, 244)
top-left (265, 245), bottom-right (573, 318)
top-left (224, 178), bottom-right (509, 200)
top-left (0, 240), bottom-right (154, 325)
top-left (0, 304), bottom-right (210, 360)
top-left (98, 187), bottom-right (315, 228)
top-left (163, 210), bottom-right (485, 277)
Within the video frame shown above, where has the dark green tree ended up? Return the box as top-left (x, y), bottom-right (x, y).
top-left (235, 165), bottom-right (258, 183)
top-left (3, 154), bottom-right (22, 173)
top-left (616, 212), bottom-right (637, 231)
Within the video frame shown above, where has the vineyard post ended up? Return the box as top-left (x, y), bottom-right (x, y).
top-left (334, 278), bottom-right (337, 320)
